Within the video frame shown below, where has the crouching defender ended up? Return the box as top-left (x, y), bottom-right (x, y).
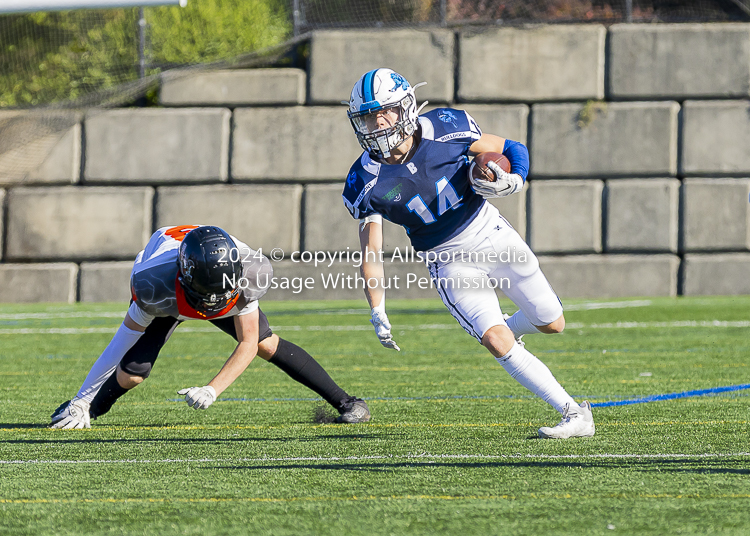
top-left (51, 225), bottom-right (370, 429)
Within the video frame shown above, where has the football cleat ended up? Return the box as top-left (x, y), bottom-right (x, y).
top-left (50, 397), bottom-right (91, 429)
top-left (538, 401), bottom-right (595, 439)
top-left (335, 397), bottom-right (371, 424)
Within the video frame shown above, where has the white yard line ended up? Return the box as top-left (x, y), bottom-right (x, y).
top-left (0, 299), bottom-right (652, 322)
top-left (0, 320), bottom-right (748, 335)
top-left (2, 452), bottom-right (749, 465)
top-left (563, 300), bottom-right (652, 311)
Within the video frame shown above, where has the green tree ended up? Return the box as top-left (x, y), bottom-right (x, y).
top-left (0, 0), bottom-right (291, 108)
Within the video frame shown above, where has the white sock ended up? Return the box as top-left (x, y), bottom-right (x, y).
top-left (495, 342), bottom-right (576, 414)
top-left (76, 323), bottom-right (144, 403)
top-left (505, 310), bottom-right (542, 339)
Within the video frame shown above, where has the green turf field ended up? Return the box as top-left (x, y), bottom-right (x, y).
top-left (0, 296), bottom-right (749, 535)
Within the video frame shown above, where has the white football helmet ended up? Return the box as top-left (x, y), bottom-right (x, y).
top-left (346, 68), bottom-right (426, 158)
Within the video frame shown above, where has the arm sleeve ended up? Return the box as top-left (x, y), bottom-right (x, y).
top-left (502, 139), bottom-right (530, 182)
top-left (127, 301), bottom-right (155, 328)
top-left (237, 300), bottom-right (259, 316)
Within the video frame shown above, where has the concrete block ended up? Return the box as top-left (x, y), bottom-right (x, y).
top-left (304, 184), bottom-right (359, 252)
top-left (302, 183), bottom-right (411, 254)
top-left (461, 104), bottom-right (529, 143)
top-left (0, 111), bottom-right (81, 185)
top-left (683, 253), bottom-right (750, 295)
top-left (609, 24), bottom-right (750, 99)
top-left (681, 101), bottom-right (750, 176)
top-left (232, 107), bottom-right (362, 181)
top-left (531, 102), bottom-right (679, 177)
top-left (79, 261), bottom-right (134, 303)
top-left (682, 179), bottom-right (750, 251)
top-left (488, 182), bottom-right (527, 239)
top-left (6, 187), bottom-right (153, 261)
top-left (459, 25), bottom-right (605, 102)
top-left (0, 263), bottom-right (78, 303)
top-left (85, 108), bottom-right (230, 182)
top-left (529, 180), bottom-right (603, 253)
top-left (160, 68), bottom-right (306, 106)
top-left (264, 259), bottom-right (435, 301)
top-left (308, 29), bottom-right (455, 104)
top-left (155, 185), bottom-right (302, 254)
top-left (538, 254), bottom-right (679, 298)
top-left (605, 179), bottom-right (679, 252)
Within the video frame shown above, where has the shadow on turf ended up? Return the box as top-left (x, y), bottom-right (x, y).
top-left (210, 459), bottom-right (750, 475)
top-left (0, 432), bottom-right (389, 445)
top-left (0, 423), bottom-right (48, 429)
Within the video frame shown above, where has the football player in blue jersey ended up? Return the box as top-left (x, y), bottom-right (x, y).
top-left (342, 68), bottom-right (594, 439)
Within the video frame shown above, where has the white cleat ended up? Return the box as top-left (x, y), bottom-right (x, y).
top-left (538, 401), bottom-right (595, 439)
top-left (50, 397), bottom-right (91, 429)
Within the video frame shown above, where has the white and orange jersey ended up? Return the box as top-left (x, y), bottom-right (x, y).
top-left (128, 225), bottom-right (272, 326)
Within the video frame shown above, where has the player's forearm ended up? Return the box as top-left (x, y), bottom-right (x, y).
top-left (360, 258), bottom-right (385, 309)
top-left (208, 341), bottom-right (258, 396)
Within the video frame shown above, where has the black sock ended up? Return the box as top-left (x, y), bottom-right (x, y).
top-left (269, 338), bottom-right (349, 410)
top-left (89, 372), bottom-right (129, 419)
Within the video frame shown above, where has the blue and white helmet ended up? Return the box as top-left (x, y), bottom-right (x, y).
top-left (346, 68), bottom-right (425, 158)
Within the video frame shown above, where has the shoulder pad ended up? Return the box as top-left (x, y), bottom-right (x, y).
top-left (342, 155), bottom-right (380, 219)
top-left (420, 108), bottom-right (482, 143)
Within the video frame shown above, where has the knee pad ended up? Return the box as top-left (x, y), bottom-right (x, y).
top-left (120, 360), bottom-right (153, 379)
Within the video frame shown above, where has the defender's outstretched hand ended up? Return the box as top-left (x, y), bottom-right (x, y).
top-left (371, 306), bottom-right (400, 351)
top-left (470, 160), bottom-right (523, 199)
top-left (178, 386), bottom-right (217, 409)
top-left (50, 398), bottom-right (91, 429)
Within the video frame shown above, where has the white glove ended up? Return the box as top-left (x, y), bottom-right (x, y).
top-left (370, 305), bottom-right (400, 351)
top-left (50, 397), bottom-right (91, 429)
top-left (178, 385), bottom-right (217, 409)
top-left (470, 160), bottom-right (523, 199)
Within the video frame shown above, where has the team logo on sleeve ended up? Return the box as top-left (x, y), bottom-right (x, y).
top-left (438, 110), bottom-right (458, 127)
top-left (390, 72), bottom-right (410, 91)
top-left (346, 170), bottom-right (358, 188)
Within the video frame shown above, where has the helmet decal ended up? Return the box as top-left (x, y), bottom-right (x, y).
top-left (390, 72), bottom-right (409, 91)
top-left (180, 257), bottom-right (195, 284)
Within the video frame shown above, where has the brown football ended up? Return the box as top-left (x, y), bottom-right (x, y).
top-left (470, 152), bottom-right (511, 182)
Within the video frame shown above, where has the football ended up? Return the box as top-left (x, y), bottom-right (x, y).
top-left (470, 152), bottom-right (511, 182)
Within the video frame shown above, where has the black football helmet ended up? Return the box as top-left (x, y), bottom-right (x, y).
top-left (178, 226), bottom-right (243, 316)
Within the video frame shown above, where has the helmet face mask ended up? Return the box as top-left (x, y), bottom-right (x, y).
top-left (347, 69), bottom-right (421, 158)
top-left (178, 226), bottom-right (242, 316)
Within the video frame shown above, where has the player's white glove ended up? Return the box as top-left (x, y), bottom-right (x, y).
top-left (470, 160), bottom-right (523, 199)
top-left (371, 305), bottom-right (400, 351)
top-left (178, 385), bottom-right (217, 410)
top-left (50, 397), bottom-right (91, 429)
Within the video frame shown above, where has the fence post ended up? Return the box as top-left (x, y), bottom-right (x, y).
top-left (293, 0), bottom-right (301, 36)
top-left (440, 0), bottom-right (447, 26)
top-left (625, 0), bottom-right (632, 22)
top-left (138, 7), bottom-right (146, 77)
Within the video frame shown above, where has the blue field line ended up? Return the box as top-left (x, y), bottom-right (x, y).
top-left (590, 383), bottom-right (750, 408)
top-left (166, 384), bottom-right (750, 405)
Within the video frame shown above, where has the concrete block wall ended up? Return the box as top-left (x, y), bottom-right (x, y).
top-left (1, 23), bottom-right (749, 302)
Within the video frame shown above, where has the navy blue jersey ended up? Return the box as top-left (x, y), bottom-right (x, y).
top-left (343, 108), bottom-right (485, 251)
